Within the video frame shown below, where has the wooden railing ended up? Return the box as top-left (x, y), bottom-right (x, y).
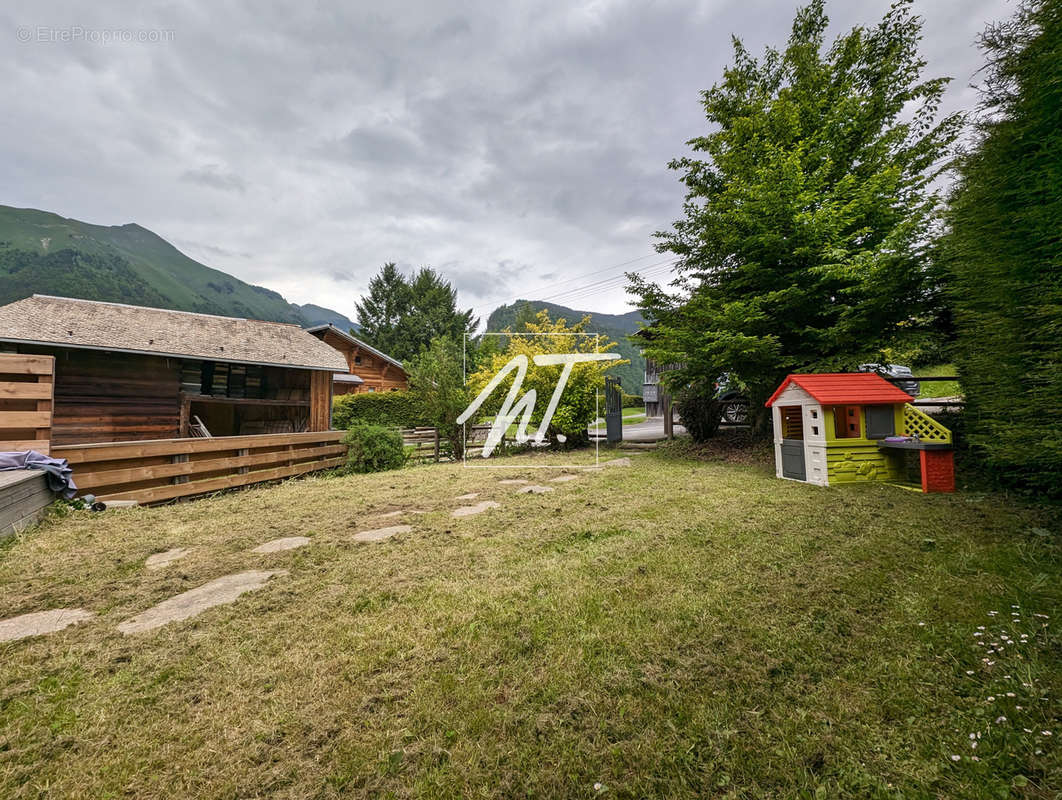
top-left (400, 425), bottom-right (516, 462)
top-left (53, 431), bottom-right (347, 504)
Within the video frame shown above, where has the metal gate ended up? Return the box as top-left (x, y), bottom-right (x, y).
top-left (604, 376), bottom-right (623, 444)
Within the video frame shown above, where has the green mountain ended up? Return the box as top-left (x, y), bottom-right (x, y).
top-left (486, 300), bottom-right (645, 394)
top-left (296, 303), bottom-right (359, 332)
top-left (0, 205), bottom-right (355, 329)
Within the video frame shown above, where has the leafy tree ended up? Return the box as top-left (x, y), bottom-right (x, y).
top-left (355, 264), bottom-right (477, 362)
top-left (406, 336), bottom-right (471, 459)
top-left (465, 310), bottom-right (626, 448)
top-left (628, 0), bottom-right (961, 430)
top-left (947, 0), bottom-right (1062, 496)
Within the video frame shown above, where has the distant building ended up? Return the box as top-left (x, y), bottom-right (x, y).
top-left (306, 324), bottom-right (408, 395)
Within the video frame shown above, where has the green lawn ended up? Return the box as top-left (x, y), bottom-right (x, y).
top-left (916, 364), bottom-right (964, 399)
top-left (0, 446), bottom-right (1058, 798)
top-left (590, 407), bottom-right (647, 430)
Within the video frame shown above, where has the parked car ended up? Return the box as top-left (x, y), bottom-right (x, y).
top-left (716, 374), bottom-right (750, 424)
top-left (857, 363), bottom-right (920, 398)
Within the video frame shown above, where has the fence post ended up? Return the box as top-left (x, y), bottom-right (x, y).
top-left (434, 428), bottom-right (440, 462)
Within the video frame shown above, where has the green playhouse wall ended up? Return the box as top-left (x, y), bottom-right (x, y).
top-left (824, 405), bottom-right (905, 484)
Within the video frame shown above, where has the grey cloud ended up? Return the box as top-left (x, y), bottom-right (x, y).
top-left (2, 0), bottom-right (1012, 322)
top-left (180, 165), bottom-right (247, 193)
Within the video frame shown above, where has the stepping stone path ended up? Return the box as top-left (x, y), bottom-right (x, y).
top-left (604, 457), bottom-right (632, 467)
top-left (498, 479), bottom-right (528, 485)
top-left (251, 536), bottom-right (310, 554)
top-left (455, 492), bottom-right (480, 500)
top-left (0, 608), bottom-right (94, 643)
top-left (517, 485), bottom-right (554, 494)
top-left (452, 501), bottom-right (501, 518)
top-left (145, 547), bottom-right (192, 570)
top-left (117, 570), bottom-right (286, 635)
top-left (550, 475), bottom-right (579, 483)
top-left (353, 525), bottom-right (412, 543)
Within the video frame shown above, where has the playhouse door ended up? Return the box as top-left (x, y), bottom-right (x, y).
top-left (780, 441), bottom-right (806, 480)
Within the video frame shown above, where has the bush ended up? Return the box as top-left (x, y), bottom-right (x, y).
top-left (342, 423), bottom-right (407, 473)
top-left (675, 381), bottom-right (722, 442)
top-left (621, 391), bottom-right (643, 408)
top-left (332, 391), bottom-right (423, 429)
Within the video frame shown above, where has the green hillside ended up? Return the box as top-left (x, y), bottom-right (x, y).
top-left (296, 303), bottom-right (358, 332)
top-left (0, 205), bottom-right (352, 328)
top-left (486, 300), bottom-right (645, 394)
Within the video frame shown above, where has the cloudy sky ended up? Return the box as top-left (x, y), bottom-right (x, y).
top-left (3, 0), bottom-right (1010, 321)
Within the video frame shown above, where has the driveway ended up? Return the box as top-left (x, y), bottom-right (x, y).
top-left (590, 416), bottom-right (687, 443)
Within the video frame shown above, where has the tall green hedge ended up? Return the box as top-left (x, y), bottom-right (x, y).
top-left (332, 391), bottom-right (424, 429)
top-left (947, 0), bottom-right (1062, 497)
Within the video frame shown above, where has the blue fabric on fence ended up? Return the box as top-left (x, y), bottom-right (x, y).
top-left (0, 451), bottom-right (78, 499)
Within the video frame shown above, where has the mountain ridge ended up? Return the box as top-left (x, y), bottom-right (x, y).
top-left (0, 205), bottom-right (357, 331)
top-left (486, 299), bottom-right (645, 394)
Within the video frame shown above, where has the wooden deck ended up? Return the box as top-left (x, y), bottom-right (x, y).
top-left (0, 470), bottom-right (54, 538)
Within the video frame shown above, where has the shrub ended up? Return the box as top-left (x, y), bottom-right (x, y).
top-left (675, 381), bottom-right (722, 442)
top-left (621, 391), bottom-right (643, 408)
top-left (342, 423), bottom-right (407, 473)
top-left (332, 391), bottom-right (423, 429)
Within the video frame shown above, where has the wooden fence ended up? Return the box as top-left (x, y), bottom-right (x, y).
top-left (53, 430), bottom-right (347, 504)
top-left (0, 353), bottom-right (55, 454)
top-left (400, 425), bottom-right (515, 462)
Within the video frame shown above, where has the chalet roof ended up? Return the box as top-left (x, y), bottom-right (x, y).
top-left (306, 324), bottom-right (406, 372)
top-left (0, 295), bottom-right (348, 372)
top-left (332, 372), bottom-right (364, 384)
top-left (765, 373), bottom-right (914, 407)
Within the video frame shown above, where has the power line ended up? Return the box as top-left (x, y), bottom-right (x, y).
top-left (470, 252), bottom-right (664, 313)
top-left (530, 258), bottom-right (679, 306)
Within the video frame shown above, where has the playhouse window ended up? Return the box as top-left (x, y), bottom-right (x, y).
top-left (834, 406), bottom-right (861, 438)
top-left (865, 405), bottom-right (896, 439)
top-left (780, 406), bottom-right (804, 440)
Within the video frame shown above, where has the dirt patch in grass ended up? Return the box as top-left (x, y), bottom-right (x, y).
top-left (660, 428), bottom-right (774, 468)
top-left (0, 447), bottom-right (1059, 798)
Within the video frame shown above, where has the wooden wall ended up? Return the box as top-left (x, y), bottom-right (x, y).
top-left (315, 329), bottom-right (408, 393)
top-left (5, 346), bottom-right (334, 445)
top-left (51, 350), bottom-right (181, 445)
top-left (0, 353), bottom-right (55, 453)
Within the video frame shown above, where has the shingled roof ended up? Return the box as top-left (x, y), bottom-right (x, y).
top-left (0, 295), bottom-right (348, 372)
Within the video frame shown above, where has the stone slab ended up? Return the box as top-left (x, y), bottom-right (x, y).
top-left (117, 570), bottom-right (286, 635)
top-left (145, 547), bottom-right (192, 570)
top-left (452, 501), bottom-right (501, 517)
top-left (251, 536), bottom-right (310, 553)
top-left (517, 485), bottom-right (554, 494)
top-left (353, 525), bottom-right (412, 542)
top-left (0, 608), bottom-right (94, 642)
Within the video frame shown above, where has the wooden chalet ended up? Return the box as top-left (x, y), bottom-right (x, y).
top-left (0, 295), bottom-right (347, 445)
top-left (306, 324), bottom-right (408, 395)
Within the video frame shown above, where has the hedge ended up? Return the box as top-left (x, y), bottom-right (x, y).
top-left (332, 391), bottom-right (425, 429)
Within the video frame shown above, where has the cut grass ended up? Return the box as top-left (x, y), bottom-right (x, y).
top-left (0, 447), bottom-right (1059, 798)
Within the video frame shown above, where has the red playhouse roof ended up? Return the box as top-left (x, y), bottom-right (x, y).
top-left (765, 373), bottom-right (914, 407)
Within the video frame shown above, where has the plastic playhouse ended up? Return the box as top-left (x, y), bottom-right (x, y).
top-left (765, 373), bottom-right (955, 493)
